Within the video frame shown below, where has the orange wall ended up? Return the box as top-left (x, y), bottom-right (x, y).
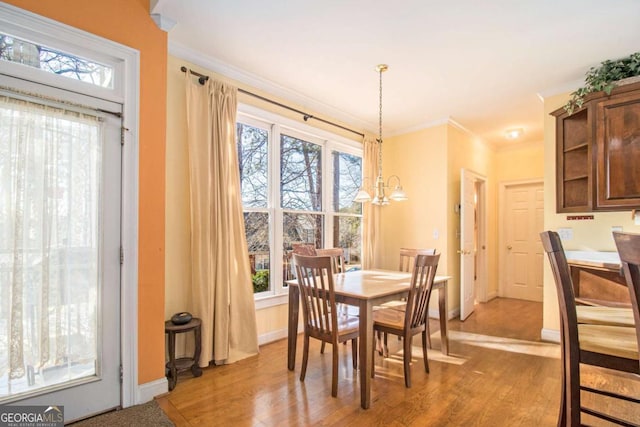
top-left (5, 0), bottom-right (168, 384)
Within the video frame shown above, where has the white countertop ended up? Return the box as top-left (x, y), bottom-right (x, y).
top-left (564, 250), bottom-right (621, 270)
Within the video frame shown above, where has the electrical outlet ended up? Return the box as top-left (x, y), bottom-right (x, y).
top-left (433, 229), bottom-right (439, 240)
top-left (557, 227), bottom-right (573, 240)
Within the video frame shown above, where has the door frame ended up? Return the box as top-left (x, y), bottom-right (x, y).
top-left (460, 169), bottom-right (488, 320)
top-left (498, 179), bottom-right (544, 298)
top-left (0, 3), bottom-right (142, 408)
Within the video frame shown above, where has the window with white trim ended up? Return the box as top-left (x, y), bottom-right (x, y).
top-left (237, 107), bottom-right (362, 298)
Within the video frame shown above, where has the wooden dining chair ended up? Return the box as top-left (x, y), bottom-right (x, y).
top-left (292, 253), bottom-right (359, 398)
top-left (372, 253), bottom-right (440, 388)
top-left (378, 248), bottom-right (437, 356)
top-left (292, 242), bottom-right (317, 256)
top-left (540, 231), bottom-right (639, 427)
top-left (315, 248), bottom-right (346, 273)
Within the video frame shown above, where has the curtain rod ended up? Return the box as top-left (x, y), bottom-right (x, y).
top-left (180, 66), bottom-right (365, 138)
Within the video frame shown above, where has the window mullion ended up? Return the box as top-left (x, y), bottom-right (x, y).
top-left (271, 123), bottom-right (284, 294)
top-left (323, 140), bottom-right (333, 248)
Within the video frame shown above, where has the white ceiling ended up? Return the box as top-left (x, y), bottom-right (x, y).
top-left (153, 0), bottom-right (640, 147)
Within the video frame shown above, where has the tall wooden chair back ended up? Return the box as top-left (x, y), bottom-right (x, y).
top-left (614, 231), bottom-right (640, 365)
top-left (292, 253), bottom-right (359, 397)
top-left (399, 248), bottom-right (436, 272)
top-left (540, 230), bottom-right (639, 426)
top-left (405, 254), bottom-right (440, 332)
top-left (316, 247), bottom-right (346, 273)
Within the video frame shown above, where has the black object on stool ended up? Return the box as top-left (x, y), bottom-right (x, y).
top-left (164, 317), bottom-right (202, 391)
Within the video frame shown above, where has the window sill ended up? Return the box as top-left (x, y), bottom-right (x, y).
top-left (254, 292), bottom-right (289, 310)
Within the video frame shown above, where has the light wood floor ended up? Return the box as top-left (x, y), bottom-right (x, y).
top-left (156, 298), bottom-right (640, 426)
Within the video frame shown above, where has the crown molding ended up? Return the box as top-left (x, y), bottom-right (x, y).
top-left (169, 40), bottom-right (376, 133)
top-left (387, 116), bottom-right (451, 137)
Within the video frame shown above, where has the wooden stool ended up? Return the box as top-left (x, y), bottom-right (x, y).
top-left (165, 317), bottom-right (203, 390)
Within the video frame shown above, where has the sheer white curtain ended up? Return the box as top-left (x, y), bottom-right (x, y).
top-left (361, 133), bottom-right (380, 269)
top-left (185, 75), bottom-right (259, 365)
top-left (0, 94), bottom-right (101, 395)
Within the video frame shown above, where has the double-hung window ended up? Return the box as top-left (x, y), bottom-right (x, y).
top-left (236, 105), bottom-right (362, 302)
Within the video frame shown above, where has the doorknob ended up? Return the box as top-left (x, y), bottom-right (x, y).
top-left (507, 245), bottom-right (512, 250)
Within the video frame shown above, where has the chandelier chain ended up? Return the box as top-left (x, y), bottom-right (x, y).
top-left (378, 66), bottom-right (383, 177)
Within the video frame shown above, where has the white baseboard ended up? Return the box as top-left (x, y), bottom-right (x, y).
top-left (258, 329), bottom-right (288, 346)
top-left (135, 377), bottom-right (168, 406)
top-left (541, 328), bottom-right (560, 343)
top-left (258, 324), bottom-right (304, 346)
top-left (486, 291), bottom-right (498, 301)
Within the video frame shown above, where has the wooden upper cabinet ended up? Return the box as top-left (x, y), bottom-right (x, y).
top-left (596, 91), bottom-right (640, 208)
top-left (553, 105), bottom-right (594, 212)
top-left (552, 81), bottom-right (640, 212)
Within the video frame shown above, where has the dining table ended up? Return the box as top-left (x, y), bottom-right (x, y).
top-left (286, 269), bottom-right (451, 409)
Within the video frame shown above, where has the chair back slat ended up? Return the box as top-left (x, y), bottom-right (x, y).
top-left (613, 231), bottom-right (640, 358)
top-left (316, 248), bottom-right (346, 273)
top-left (405, 253), bottom-right (440, 330)
top-left (293, 254), bottom-right (337, 342)
top-left (399, 248), bottom-right (437, 272)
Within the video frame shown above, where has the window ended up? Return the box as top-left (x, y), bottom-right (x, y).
top-left (0, 32), bottom-right (114, 89)
top-left (237, 106), bottom-right (362, 299)
top-left (331, 151), bottom-right (362, 268)
top-left (237, 119), bottom-right (271, 294)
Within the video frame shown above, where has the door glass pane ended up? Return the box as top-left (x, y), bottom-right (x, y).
top-left (0, 33), bottom-right (114, 89)
top-left (0, 95), bottom-right (102, 401)
top-left (280, 134), bottom-right (322, 211)
top-left (244, 212), bottom-right (270, 293)
top-left (333, 216), bottom-right (362, 269)
top-left (237, 122), bottom-right (268, 208)
top-left (332, 151), bottom-right (362, 214)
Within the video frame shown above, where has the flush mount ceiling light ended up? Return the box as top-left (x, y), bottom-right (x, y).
top-left (353, 64), bottom-right (407, 206)
top-left (505, 128), bottom-right (524, 140)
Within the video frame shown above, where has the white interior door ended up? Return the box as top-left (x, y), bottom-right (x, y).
top-left (503, 182), bottom-right (544, 301)
top-left (0, 79), bottom-right (122, 422)
top-left (460, 169), bottom-right (481, 320)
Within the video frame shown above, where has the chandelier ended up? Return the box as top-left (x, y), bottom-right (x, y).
top-left (354, 64), bottom-right (407, 205)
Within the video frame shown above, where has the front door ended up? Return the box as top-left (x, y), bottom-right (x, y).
top-left (0, 80), bottom-right (122, 421)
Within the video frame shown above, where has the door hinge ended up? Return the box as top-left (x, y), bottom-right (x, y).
top-left (120, 126), bottom-right (129, 145)
top-left (120, 365), bottom-right (123, 383)
top-left (120, 246), bottom-right (124, 265)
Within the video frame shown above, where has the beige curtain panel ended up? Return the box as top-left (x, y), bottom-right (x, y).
top-left (362, 133), bottom-right (380, 269)
top-left (185, 74), bottom-right (259, 365)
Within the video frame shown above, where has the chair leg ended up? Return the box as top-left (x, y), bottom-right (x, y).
top-left (332, 341), bottom-right (339, 397)
top-left (383, 332), bottom-right (389, 358)
top-left (421, 330), bottom-right (430, 373)
top-left (320, 341), bottom-right (325, 354)
top-left (371, 332), bottom-right (376, 378)
top-left (403, 334), bottom-right (412, 388)
top-left (426, 321), bottom-right (432, 349)
top-left (351, 338), bottom-right (358, 369)
top-left (300, 334), bottom-right (310, 382)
